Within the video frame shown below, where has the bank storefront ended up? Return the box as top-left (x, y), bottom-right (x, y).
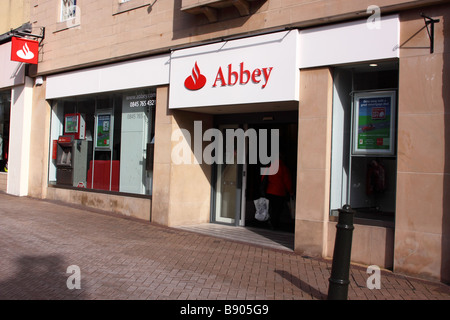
top-left (44, 12), bottom-right (449, 281)
top-left (163, 15), bottom-right (400, 269)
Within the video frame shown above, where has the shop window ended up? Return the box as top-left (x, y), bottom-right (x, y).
top-left (330, 61), bottom-right (399, 226)
top-left (0, 91), bottom-right (10, 173)
top-left (49, 88), bottom-right (156, 196)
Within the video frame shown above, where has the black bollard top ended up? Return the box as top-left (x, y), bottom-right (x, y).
top-left (339, 204), bottom-right (355, 214)
top-left (336, 205), bottom-right (355, 229)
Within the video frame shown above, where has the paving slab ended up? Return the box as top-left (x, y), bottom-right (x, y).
top-left (0, 192), bottom-right (448, 303)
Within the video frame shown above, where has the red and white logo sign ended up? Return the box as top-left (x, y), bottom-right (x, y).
top-left (169, 30), bottom-right (299, 109)
top-left (184, 61), bottom-right (273, 91)
top-left (184, 62), bottom-right (207, 90)
top-left (11, 37), bottom-right (39, 64)
top-left (371, 107), bottom-right (386, 120)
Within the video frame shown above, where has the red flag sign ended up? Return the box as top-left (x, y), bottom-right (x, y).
top-left (11, 37), bottom-right (39, 64)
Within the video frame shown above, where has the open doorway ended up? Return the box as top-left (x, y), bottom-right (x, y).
top-left (244, 122), bottom-right (297, 233)
top-left (211, 111), bottom-right (298, 234)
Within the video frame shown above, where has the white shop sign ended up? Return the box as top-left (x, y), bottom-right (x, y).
top-left (299, 14), bottom-right (400, 68)
top-left (46, 54), bottom-right (170, 99)
top-left (169, 30), bottom-right (299, 109)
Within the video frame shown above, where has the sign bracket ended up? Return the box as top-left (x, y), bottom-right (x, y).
top-left (11, 27), bottom-right (45, 46)
top-left (420, 13), bottom-right (440, 54)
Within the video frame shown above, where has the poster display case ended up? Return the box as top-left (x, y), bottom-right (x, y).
top-left (94, 112), bottom-right (112, 150)
top-left (352, 91), bottom-right (396, 156)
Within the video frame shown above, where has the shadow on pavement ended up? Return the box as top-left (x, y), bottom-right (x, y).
top-left (0, 255), bottom-right (87, 300)
top-left (275, 269), bottom-right (327, 300)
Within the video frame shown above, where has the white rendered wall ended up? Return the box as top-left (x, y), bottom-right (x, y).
top-left (7, 77), bottom-right (33, 196)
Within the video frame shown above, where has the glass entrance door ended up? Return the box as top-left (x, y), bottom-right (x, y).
top-left (213, 125), bottom-right (245, 225)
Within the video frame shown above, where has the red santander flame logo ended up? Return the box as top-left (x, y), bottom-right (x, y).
top-left (11, 37), bottom-right (39, 65)
top-left (184, 62), bottom-right (207, 90)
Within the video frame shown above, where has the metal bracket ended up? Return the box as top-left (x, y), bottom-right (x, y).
top-left (11, 27), bottom-right (45, 46)
top-left (421, 13), bottom-right (440, 54)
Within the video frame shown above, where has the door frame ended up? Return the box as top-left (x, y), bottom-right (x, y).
top-left (211, 124), bottom-right (246, 226)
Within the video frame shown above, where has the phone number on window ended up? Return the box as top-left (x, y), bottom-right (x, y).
top-left (129, 100), bottom-right (155, 108)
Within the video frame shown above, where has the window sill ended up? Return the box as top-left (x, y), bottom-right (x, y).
top-left (330, 210), bottom-right (394, 228)
top-left (48, 182), bottom-right (152, 200)
top-left (54, 18), bottom-right (80, 33)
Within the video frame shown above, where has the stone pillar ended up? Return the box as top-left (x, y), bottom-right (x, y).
top-left (295, 67), bottom-right (333, 257)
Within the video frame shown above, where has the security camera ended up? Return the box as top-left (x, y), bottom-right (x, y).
top-left (35, 76), bottom-right (43, 86)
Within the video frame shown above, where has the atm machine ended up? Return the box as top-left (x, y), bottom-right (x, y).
top-left (55, 113), bottom-right (88, 187)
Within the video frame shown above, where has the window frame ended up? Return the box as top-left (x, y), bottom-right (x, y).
top-left (329, 62), bottom-right (399, 227)
top-left (54, 0), bottom-right (80, 33)
top-left (48, 88), bottom-right (156, 197)
top-left (60, 0), bottom-right (77, 22)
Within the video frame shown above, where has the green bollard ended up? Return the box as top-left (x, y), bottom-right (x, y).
top-left (327, 204), bottom-right (355, 300)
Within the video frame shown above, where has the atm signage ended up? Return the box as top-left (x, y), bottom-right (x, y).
top-left (184, 61), bottom-right (273, 91)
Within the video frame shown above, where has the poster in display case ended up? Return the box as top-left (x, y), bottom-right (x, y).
top-left (352, 91), bottom-right (396, 156)
top-left (95, 112), bottom-right (112, 149)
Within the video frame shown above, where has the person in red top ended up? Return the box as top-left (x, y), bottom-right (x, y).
top-left (261, 156), bottom-right (293, 229)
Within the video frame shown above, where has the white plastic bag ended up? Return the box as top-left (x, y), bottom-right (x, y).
top-left (254, 197), bottom-right (270, 221)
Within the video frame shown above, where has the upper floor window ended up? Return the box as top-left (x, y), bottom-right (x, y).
top-left (60, 0), bottom-right (77, 22)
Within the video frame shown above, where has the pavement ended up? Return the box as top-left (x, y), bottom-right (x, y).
top-left (0, 192), bottom-right (449, 303)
